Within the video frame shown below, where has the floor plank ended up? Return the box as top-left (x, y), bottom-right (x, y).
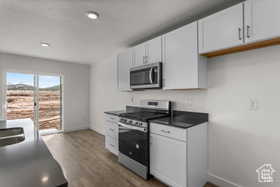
top-left (43, 130), bottom-right (216, 187)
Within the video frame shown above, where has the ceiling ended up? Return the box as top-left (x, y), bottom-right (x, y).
top-left (0, 0), bottom-right (241, 64)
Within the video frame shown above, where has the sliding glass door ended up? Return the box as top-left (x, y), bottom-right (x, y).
top-left (6, 72), bottom-right (35, 121)
top-left (5, 72), bottom-right (63, 133)
top-left (38, 75), bottom-right (62, 131)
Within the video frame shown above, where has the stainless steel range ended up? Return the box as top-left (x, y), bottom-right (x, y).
top-left (118, 100), bottom-right (170, 179)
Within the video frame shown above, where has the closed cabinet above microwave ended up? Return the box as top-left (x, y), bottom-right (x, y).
top-left (132, 36), bottom-right (162, 67)
top-left (133, 43), bottom-right (146, 67)
top-left (163, 21), bottom-right (207, 90)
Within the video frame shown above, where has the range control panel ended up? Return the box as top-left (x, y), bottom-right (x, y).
top-left (119, 118), bottom-right (148, 128)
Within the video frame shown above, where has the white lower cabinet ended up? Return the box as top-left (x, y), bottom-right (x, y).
top-left (104, 114), bottom-right (119, 155)
top-left (150, 123), bottom-right (208, 187)
top-left (150, 133), bottom-right (187, 187)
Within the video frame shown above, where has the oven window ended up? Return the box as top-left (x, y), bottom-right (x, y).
top-left (130, 68), bottom-right (151, 86)
top-left (119, 128), bottom-right (148, 165)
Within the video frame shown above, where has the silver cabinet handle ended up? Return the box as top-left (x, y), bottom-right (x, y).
top-left (143, 56), bottom-right (148, 64)
top-left (161, 129), bottom-right (170, 134)
top-left (109, 128), bottom-right (114, 132)
top-left (246, 25), bottom-right (250, 38)
top-left (238, 28), bottom-right (242, 41)
top-left (110, 144), bottom-right (114, 147)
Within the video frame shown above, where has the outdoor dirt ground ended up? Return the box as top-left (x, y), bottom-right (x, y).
top-left (7, 90), bottom-right (61, 130)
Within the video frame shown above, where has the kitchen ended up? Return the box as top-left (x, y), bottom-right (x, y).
top-left (1, 0), bottom-right (280, 187)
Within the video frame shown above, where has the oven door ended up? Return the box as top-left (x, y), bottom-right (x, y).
top-left (118, 122), bottom-right (148, 166)
top-left (130, 62), bottom-right (162, 89)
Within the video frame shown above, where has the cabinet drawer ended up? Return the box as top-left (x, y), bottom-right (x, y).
top-left (105, 136), bottom-right (118, 155)
top-left (150, 123), bottom-right (187, 142)
top-left (105, 121), bottom-right (118, 139)
top-left (105, 114), bottom-right (119, 122)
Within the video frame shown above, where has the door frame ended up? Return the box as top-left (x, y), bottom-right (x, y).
top-left (2, 70), bottom-right (64, 132)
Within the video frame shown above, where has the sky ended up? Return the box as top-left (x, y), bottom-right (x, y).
top-left (7, 72), bottom-right (60, 88)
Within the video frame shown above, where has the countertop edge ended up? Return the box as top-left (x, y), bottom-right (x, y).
top-left (149, 119), bottom-right (208, 129)
top-left (104, 110), bottom-right (126, 116)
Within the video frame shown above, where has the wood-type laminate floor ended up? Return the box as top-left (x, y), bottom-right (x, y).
top-left (43, 130), bottom-right (217, 187)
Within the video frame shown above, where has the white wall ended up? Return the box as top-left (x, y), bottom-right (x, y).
top-left (0, 52), bottom-right (90, 132)
top-left (90, 45), bottom-right (280, 187)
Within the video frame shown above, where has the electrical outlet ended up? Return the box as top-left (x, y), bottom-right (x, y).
top-left (130, 95), bottom-right (134, 104)
top-left (185, 96), bottom-right (193, 109)
top-left (249, 98), bottom-right (258, 111)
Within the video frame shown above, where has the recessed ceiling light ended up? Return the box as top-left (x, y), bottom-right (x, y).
top-left (86, 11), bottom-right (99, 20)
top-left (41, 42), bottom-right (50, 47)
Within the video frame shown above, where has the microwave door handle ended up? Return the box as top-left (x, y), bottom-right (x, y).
top-left (149, 68), bottom-right (153, 84)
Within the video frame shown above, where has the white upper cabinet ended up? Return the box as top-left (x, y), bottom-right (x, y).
top-left (163, 22), bottom-right (207, 90)
top-left (132, 43), bottom-right (146, 67)
top-left (117, 50), bottom-right (132, 91)
top-left (244, 0), bottom-right (280, 44)
top-left (146, 36), bottom-right (162, 64)
top-left (198, 3), bottom-right (244, 54)
top-left (132, 36), bottom-right (162, 67)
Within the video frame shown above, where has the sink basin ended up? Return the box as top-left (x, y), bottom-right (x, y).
top-left (0, 127), bottom-right (25, 147)
top-left (0, 127), bottom-right (24, 138)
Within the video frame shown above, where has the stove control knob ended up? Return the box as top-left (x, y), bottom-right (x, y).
top-left (139, 123), bottom-right (142, 126)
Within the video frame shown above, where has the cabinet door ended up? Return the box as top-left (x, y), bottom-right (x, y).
top-left (105, 120), bottom-right (118, 139)
top-left (163, 22), bottom-right (199, 89)
top-left (244, 0), bottom-right (280, 44)
top-left (133, 43), bottom-right (146, 67)
top-left (105, 116), bottom-right (119, 155)
top-left (117, 50), bottom-right (132, 91)
top-left (198, 3), bottom-right (244, 54)
top-left (150, 133), bottom-right (187, 187)
top-left (105, 135), bottom-right (118, 155)
top-left (146, 36), bottom-right (162, 64)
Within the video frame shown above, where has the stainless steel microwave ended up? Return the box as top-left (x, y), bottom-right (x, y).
top-left (130, 62), bottom-right (162, 90)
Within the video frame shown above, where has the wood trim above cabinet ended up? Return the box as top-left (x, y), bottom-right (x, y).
top-left (201, 37), bottom-right (280, 57)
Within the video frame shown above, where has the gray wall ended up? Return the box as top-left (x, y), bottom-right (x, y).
top-left (90, 45), bottom-right (280, 187)
top-left (0, 52), bottom-right (90, 132)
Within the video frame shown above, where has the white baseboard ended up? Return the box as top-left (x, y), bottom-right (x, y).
top-left (64, 126), bottom-right (89, 132)
top-left (208, 173), bottom-right (242, 187)
top-left (89, 126), bottom-right (105, 135)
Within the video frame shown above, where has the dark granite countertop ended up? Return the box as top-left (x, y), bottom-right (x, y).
top-left (0, 119), bottom-right (67, 187)
top-left (150, 111), bottom-right (208, 129)
top-left (104, 110), bottom-right (126, 116)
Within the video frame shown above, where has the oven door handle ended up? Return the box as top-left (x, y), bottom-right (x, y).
top-left (149, 67), bottom-right (154, 84)
top-left (118, 122), bottom-right (147, 132)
